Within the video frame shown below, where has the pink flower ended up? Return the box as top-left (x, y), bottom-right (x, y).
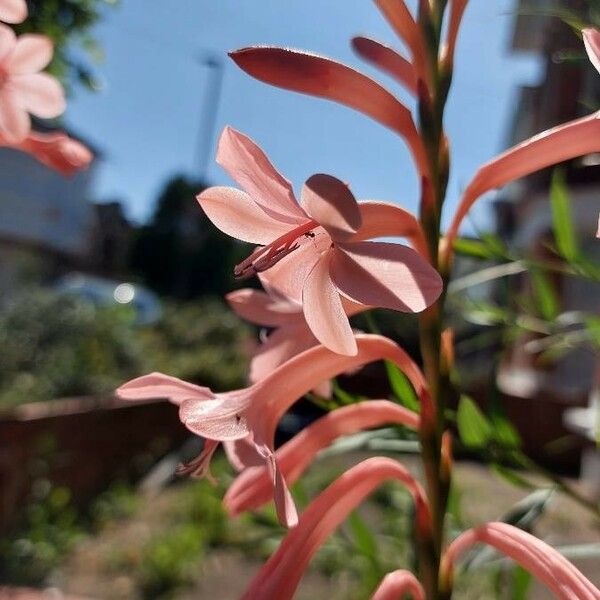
top-left (198, 126), bottom-right (440, 355)
top-left (240, 457), bottom-right (430, 600)
top-left (371, 0), bottom-right (428, 89)
top-left (370, 570), bottom-right (425, 600)
top-left (0, 0), bottom-right (26, 24)
top-left (1, 130), bottom-right (93, 175)
top-left (224, 399), bottom-right (419, 518)
top-left (228, 48), bottom-right (429, 176)
top-left (0, 25), bottom-right (65, 142)
top-left (583, 28), bottom-right (600, 75)
top-left (351, 36), bottom-right (418, 96)
top-left (443, 28), bottom-right (600, 266)
top-left (226, 284), bottom-right (364, 395)
top-left (442, 522), bottom-right (600, 600)
top-left (118, 333), bottom-right (432, 527)
top-left (443, 0), bottom-right (469, 66)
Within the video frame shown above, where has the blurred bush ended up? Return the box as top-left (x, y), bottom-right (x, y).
top-left (139, 299), bottom-right (251, 392)
top-left (0, 288), bottom-right (251, 410)
top-left (0, 288), bottom-right (144, 410)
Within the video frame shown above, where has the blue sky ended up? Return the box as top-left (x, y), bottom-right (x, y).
top-left (65, 1), bottom-right (540, 232)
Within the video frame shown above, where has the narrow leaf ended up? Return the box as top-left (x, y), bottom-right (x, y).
top-left (550, 168), bottom-right (578, 260)
top-left (457, 395), bottom-right (493, 448)
top-left (385, 360), bottom-right (420, 412)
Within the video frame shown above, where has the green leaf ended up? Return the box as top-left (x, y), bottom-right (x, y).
top-left (453, 238), bottom-right (495, 260)
top-left (550, 168), bottom-right (578, 261)
top-left (347, 511), bottom-right (378, 563)
top-left (385, 361), bottom-right (420, 412)
top-left (457, 395), bottom-right (493, 449)
top-left (530, 269), bottom-right (560, 320)
top-left (491, 464), bottom-right (536, 490)
top-left (332, 380), bottom-right (359, 405)
top-left (511, 565), bottom-right (533, 600)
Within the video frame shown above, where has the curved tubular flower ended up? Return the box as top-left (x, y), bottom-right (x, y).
top-left (224, 399), bottom-right (419, 517)
top-left (442, 522), bottom-right (600, 600)
top-left (228, 47), bottom-right (429, 177)
top-left (443, 29), bottom-right (600, 267)
top-left (1, 130), bottom-right (93, 175)
top-left (226, 286), bottom-right (363, 392)
top-left (443, 0), bottom-right (469, 66)
top-left (351, 36), bottom-right (418, 96)
top-left (118, 334), bottom-right (431, 527)
top-left (0, 25), bottom-right (66, 142)
top-left (370, 569), bottom-right (425, 600)
top-left (373, 0), bottom-right (428, 88)
top-left (241, 457), bottom-right (430, 600)
top-left (199, 127), bottom-right (440, 355)
top-left (0, 0), bottom-right (26, 24)
top-left (583, 28), bottom-right (600, 75)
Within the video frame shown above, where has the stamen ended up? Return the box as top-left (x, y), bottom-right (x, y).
top-left (234, 220), bottom-right (318, 279)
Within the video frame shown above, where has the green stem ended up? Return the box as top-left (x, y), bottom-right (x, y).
top-left (415, 1), bottom-right (454, 598)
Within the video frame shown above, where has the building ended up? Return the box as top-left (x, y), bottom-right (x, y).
top-left (0, 126), bottom-right (99, 290)
top-left (491, 0), bottom-right (600, 469)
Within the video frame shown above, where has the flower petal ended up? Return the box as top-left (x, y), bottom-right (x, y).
top-left (117, 372), bottom-right (214, 404)
top-left (179, 392), bottom-right (252, 440)
top-left (10, 73), bottom-right (66, 118)
top-left (216, 126), bottom-right (307, 225)
top-left (373, 0), bottom-right (427, 83)
top-left (0, 23), bottom-right (16, 60)
top-left (7, 34), bottom-right (53, 73)
top-left (443, 523), bottom-right (600, 600)
top-left (226, 288), bottom-right (301, 327)
top-left (0, 88), bottom-right (30, 142)
top-left (351, 200), bottom-right (429, 259)
top-left (197, 186), bottom-right (293, 244)
top-left (444, 112), bottom-right (600, 265)
top-left (302, 253), bottom-right (357, 355)
top-left (240, 457), bottom-right (429, 600)
top-left (370, 570), bottom-right (425, 600)
top-left (254, 334), bottom-right (432, 444)
top-left (331, 241), bottom-right (442, 313)
top-left (0, 0), bottom-right (26, 24)
top-left (249, 325), bottom-right (315, 383)
top-left (301, 173), bottom-right (362, 242)
top-left (583, 28), bottom-right (600, 75)
top-left (351, 36), bottom-right (417, 96)
top-left (444, 0), bottom-right (469, 66)
top-left (17, 132), bottom-right (92, 176)
top-left (223, 437), bottom-right (264, 471)
top-left (225, 400), bottom-right (419, 517)
top-left (229, 46), bottom-right (428, 176)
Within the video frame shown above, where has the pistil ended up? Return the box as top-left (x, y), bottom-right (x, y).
top-left (234, 220), bottom-right (318, 279)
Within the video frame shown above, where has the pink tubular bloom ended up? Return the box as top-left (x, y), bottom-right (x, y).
top-left (370, 570), bottom-right (425, 600)
top-left (443, 0), bottom-right (469, 66)
top-left (240, 457), bottom-right (430, 600)
top-left (442, 522), bottom-right (600, 600)
top-left (373, 0), bottom-right (429, 89)
top-left (118, 333), bottom-right (431, 527)
top-left (443, 29), bottom-right (600, 266)
top-left (443, 111), bottom-right (600, 265)
top-left (351, 36), bottom-right (418, 96)
top-left (1, 131), bottom-right (93, 175)
top-left (228, 47), bottom-right (429, 177)
top-left (583, 29), bottom-right (600, 75)
top-left (199, 127), bottom-right (440, 356)
top-left (226, 284), bottom-right (364, 394)
top-left (0, 25), bottom-right (65, 142)
top-left (224, 400), bottom-right (419, 517)
top-left (0, 0), bottom-right (26, 23)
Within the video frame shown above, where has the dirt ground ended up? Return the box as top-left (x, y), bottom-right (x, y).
top-left (49, 456), bottom-right (600, 600)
